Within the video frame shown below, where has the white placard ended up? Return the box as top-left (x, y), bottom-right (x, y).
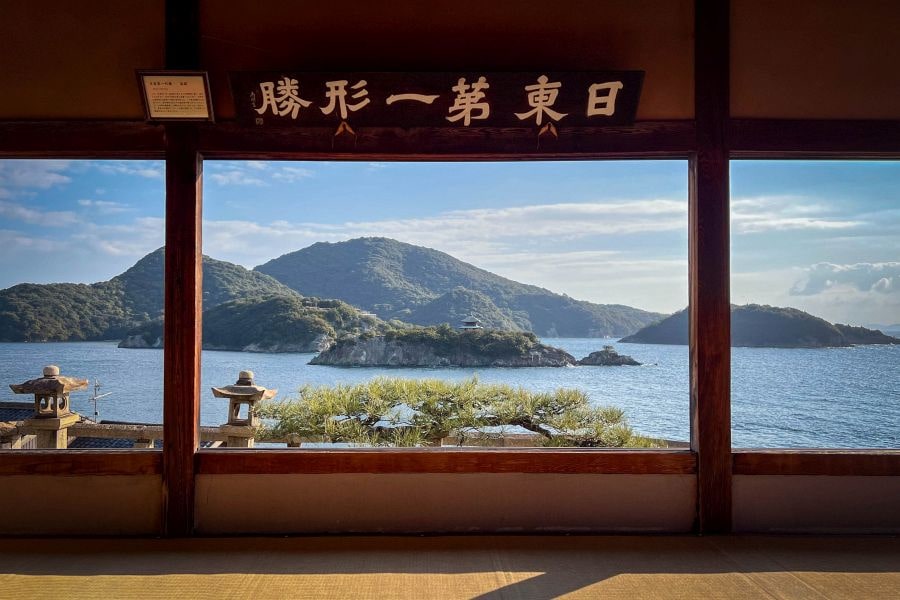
top-left (140, 73), bottom-right (211, 120)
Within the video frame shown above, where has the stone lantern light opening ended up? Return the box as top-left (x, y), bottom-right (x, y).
top-left (211, 370), bottom-right (276, 448)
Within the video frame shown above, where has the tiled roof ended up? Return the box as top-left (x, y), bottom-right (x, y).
top-left (68, 437), bottom-right (136, 449)
top-left (67, 437), bottom-right (220, 449)
top-left (0, 402), bottom-right (35, 422)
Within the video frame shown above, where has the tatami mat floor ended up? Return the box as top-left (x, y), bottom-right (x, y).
top-left (1, 535), bottom-right (898, 599)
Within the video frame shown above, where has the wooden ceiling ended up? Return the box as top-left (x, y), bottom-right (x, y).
top-left (2, 0), bottom-right (896, 122)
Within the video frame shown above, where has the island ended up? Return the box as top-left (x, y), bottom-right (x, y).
top-left (309, 325), bottom-right (577, 367)
top-left (620, 304), bottom-right (900, 348)
top-left (577, 346), bottom-right (641, 366)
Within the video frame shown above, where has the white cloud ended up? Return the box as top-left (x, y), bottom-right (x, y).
top-left (791, 262), bottom-right (900, 296)
top-left (91, 161), bottom-right (163, 179)
top-left (347, 199), bottom-right (687, 241)
top-left (209, 169), bottom-right (267, 186)
top-left (271, 166), bottom-right (315, 182)
top-left (0, 200), bottom-right (80, 227)
top-left (78, 199), bottom-right (130, 214)
top-left (69, 217), bottom-right (165, 258)
top-left (207, 162), bottom-right (316, 186)
top-left (0, 160), bottom-right (72, 195)
top-left (200, 199), bottom-right (687, 267)
top-left (0, 229), bottom-right (64, 253)
top-left (732, 195), bottom-right (864, 234)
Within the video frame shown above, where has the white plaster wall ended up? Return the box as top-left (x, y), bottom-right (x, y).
top-left (195, 473), bottom-right (696, 534)
top-left (0, 475), bottom-right (163, 535)
top-left (733, 475), bottom-right (900, 533)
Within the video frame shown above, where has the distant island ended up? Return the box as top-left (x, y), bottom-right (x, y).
top-left (577, 346), bottom-right (641, 366)
top-left (620, 304), bottom-right (900, 348)
top-left (310, 326), bottom-right (649, 368)
top-left (310, 326), bottom-right (577, 367)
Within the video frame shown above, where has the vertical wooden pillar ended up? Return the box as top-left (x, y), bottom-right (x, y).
top-left (163, 0), bottom-right (201, 537)
top-left (163, 127), bottom-right (202, 536)
top-left (691, 0), bottom-right (732, 533)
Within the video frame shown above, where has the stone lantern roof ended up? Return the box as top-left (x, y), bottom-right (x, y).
top-left (9, 365), bottom-right (88, 396)
top-left (211, 370), bottom-right (277, 403)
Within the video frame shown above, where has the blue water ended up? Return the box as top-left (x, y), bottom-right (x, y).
top-left (1, 339), bottom-right (897, 448)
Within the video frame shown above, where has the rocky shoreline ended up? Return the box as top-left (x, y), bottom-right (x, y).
top-left (577, 346), bottom-right (641, 366)
top-left (119, 333), bottom-right (333, 353)
top-left (310, 336), bottom-right (577, 367)
top-left (309, 336), bottom-right (645, 368)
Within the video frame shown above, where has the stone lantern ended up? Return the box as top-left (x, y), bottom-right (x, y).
top-left (10, 365), bottom-right (87, 449)
top-left (211, 370), bottom-right (276, 448)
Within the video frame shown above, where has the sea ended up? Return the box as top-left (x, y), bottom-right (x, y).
top-left (1, 338), bottom-right (898, 449)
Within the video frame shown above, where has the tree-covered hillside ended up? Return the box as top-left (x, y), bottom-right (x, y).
top-left (255, 237), bottom-right (664, 337)
top-left (0, 248), bottom-right (296, 342)
top-left (619, 304), bottom-right (900, 348)
top-left (0, 281), bottom-right (132, 342)
top-left (121, 294), bottom-right (379, 352)
top-left (407, 287), bottom-right (524, 331)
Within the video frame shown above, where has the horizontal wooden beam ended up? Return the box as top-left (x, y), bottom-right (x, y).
top-left (0, 121), bottom-right (165, 158)
top-left (730, 119), bottom-right (900, 158)
top-left (733, 451), bottom-right (900, 476)
top-left (198, 120), bottom-right (696, 160)
top-left (197, 449), bottom-right (697, 475)
top-left (6, 118), bottom-right (900, 159)
top-left (0, 450), bottom-right (162, 476)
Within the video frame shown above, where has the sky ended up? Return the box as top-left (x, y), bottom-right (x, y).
top-left (0, 159), bottom-right (897, 325)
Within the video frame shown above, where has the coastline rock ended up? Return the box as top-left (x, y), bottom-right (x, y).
top-left (310, 336), bottom-right (576, 367)
top-left (228, 333), bottom-right (334, 353)
top-left (578, 346), bottom-right (641, 366)
top-left (118, 334), bottom-right (162, 349)
top-left (119, 333), bottom-right (334, 353)
top-left (834, 323), bottom-right (900, 345)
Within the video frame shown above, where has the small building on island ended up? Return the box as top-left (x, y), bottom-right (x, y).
top-left (458, 316), bottom-right (484, 330)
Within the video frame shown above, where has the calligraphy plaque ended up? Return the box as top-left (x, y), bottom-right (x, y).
top-left (230, 71), bottom-right (643, 129)
top-left (138, 71), bottom-right (215, 122)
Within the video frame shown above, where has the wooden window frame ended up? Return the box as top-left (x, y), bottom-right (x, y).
top-left (2, 0), bottom-right (900, 538)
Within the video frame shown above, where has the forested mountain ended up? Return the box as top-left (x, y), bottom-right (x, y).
top-left (619, 304), bottom-right (900, 348)
top-left (407, 288), bottom-right (523, 331)
top-left (256, 237), bottom-right (664, 337)
top-left (0, 248), bottom-right (295, 342)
